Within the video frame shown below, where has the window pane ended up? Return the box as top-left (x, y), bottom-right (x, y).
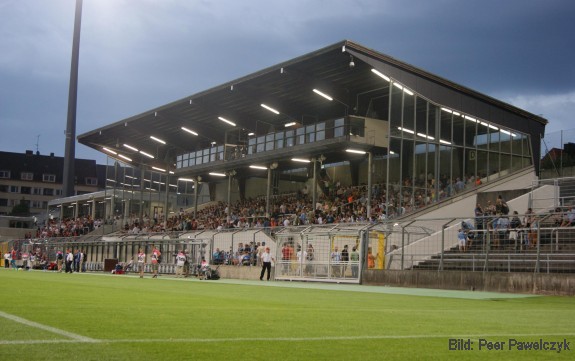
top-left (439, 110), bottom-right (452, 144)
top-left (285, 130), bottom-right (294, 147)
top-left (428, 104), bottom-right (438, 140)
top-left (389, 86), bottom-right (403, 137)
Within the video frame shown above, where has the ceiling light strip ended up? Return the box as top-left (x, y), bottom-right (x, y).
top-left (312, 89), bottom-right (333, 101)
top-left (260, 104), bottom-right (280, 114)
top-left (150, 136), bottom-right (166, 144)
top-left (218, 117), bottom-right (236, 126)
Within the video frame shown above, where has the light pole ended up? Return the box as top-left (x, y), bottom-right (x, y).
top-left (63, 0), bottom-right (83, 197)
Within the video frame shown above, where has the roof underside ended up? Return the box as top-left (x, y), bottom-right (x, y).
top-left (78, 40), bottom-right (547, 177)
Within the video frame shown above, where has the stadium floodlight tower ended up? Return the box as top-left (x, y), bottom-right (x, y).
top-left (63, 0), bottom-right (83, 197)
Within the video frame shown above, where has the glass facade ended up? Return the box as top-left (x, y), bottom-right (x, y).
top-left (379, 77), bottom-right (532, 217)
top-left (176, 119), bottom-right (345, 169)
top-left (174, 72), bottom-right (533, 218)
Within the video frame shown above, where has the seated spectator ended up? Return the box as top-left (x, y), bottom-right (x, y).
top-left (546, 207), bottom-right (563, 227)
top-left (561, 206), bottom-right (575, 227)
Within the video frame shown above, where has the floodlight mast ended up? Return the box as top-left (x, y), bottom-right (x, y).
top-left (63, 0), bottom-right (83, 197)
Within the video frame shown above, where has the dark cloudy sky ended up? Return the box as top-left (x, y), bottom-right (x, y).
top-left (1, 0), bottom-right (574, 164)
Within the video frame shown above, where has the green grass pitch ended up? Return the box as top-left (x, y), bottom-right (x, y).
top-left (0, 269), bottom-right (573, 360)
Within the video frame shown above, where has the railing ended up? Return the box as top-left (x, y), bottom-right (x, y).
top-left (9, 212), bottom-right (575, 275)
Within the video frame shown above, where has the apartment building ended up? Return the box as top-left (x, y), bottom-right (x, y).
top-left (0, 150), bottom-right (104, 216)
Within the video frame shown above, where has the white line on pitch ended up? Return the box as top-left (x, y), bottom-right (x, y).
top-left (0, 310), bottom-right (99, 343)
top-left (1, 332), bottom-right (573, 346)
top-left (103, 333), bottom-right (575, 344)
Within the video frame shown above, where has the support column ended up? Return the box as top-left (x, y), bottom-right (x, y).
top-left (227, 174), bottom-right (232, 214)
top-left (124, 199), bottom-right (130, 222)
top-left (312, 159), bottom-right (317, 211)
top-left (163, 172), bottom-right (169, 228)
top-left (91, 198), bottom-right (95, 220)
top-left (139, 169), bottom-right (145, 224)
top-left (193, 177), bottom-right (199, 219)
top-left (266, 168), bottom-right (271, 217)
top-left (367, 151), bottom-right (372, 221)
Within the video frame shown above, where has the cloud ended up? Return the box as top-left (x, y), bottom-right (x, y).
top-left (500, 92), bottom-right (575, 134)
top-left (1, 0), bottom-right (575, 165)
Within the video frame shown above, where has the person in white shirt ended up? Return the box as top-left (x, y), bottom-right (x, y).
top-left (137, 249), bottom-right (146, 278)
top-left (175, 251), bottom-right (187, 278)
top-left (296, 246), bottom-right (308, 276)
top-left (259, 247), bottom-right (275, 281)
top-left (65, 250), bottom-right (74, 273)
top-left (4, 252), bottom-right (10, 268)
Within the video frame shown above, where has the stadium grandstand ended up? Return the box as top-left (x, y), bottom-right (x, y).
top-left (4, 40), bottom-right (573, 295)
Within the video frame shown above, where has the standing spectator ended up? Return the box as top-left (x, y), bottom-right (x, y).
top-left (10, 247), bottom-right (17, 270)
top-left (454, 177), bottom-right (465, 193)
top-left (65, 249), bottom-right (73, 273)
top-left (474, 203), bottom-right (484, 231)
top-left (485, 200), bottom-right (496, 215)
top-left (137, 248), bottom-right (146, 278)
top-left (281, 242), bottom-right (293, 274)
top-left (305, 244), bottom-right (315, 276)
top-left (175, 250), bottom-right (186, 278)
top-left (341, 245), bottom-right (349, 277)
top-left (4, 251), bottom-right (10, 268)
top-left (350, 246), bottom-right (360, 278)
top-left (331, 246), bottom-right (342, 277)
top-left (510, 211), bottom-right (522, 229)
top-left (528, 219), bottom-right (539, 248)
top-left (79, 249), bottom-right (86, 272)
top-left (524, 208), bottom-right (535, 228)
top-left (367, 247), bottom-right (376, 269)
top-left (509, 211), bottom-right (522, 250)
top-left (151, 246), bottom-right (161, 278)
top-left (496, 215), bottom-right (510, 249)
top-left (73, 250), bottom-right (81, 272)
top-left (56, 251), bottom-right (63, 272)
top-left (256, 242), bottom-right (265, 267)
top-left (259, 247), bottom-right (274, 281)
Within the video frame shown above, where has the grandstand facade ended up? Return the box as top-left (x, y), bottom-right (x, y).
top-left (71, 40), bottom-right (546, 223)
top-left (22, 40), bottom-right (575, 294)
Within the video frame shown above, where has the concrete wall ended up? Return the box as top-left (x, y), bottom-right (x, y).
top-left (200, 266), bottom-right (574, 296)
top-left (217, 265), bottom-right (263, 280)
top-left (362, 270), bottom-right (575, 296)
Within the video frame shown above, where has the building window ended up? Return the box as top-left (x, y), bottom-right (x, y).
top-left (43, 188), bottom-right (54, 196)
top-left (33, 187), bottom-right (42, 195)
top-left (0, 170), bottom-right (9, 179)
top-left (21, 172), bottom-right (33, 181)
top-left (0, 199), bottom-right (7, 206)
top-left (85, 177), bottom-right (98, 186)
top-left (9, 186), bottom-right (19, 193)
top-left (43, 174), bottom-right (56, 183)
top-left (55, 189), bottom-right (62, 196)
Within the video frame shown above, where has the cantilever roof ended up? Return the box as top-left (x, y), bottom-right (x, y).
top-left (78, 40), bottom-right (547, 175)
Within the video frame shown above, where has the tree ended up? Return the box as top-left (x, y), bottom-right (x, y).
top-left (11, 197), bottom-right (30, 216)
